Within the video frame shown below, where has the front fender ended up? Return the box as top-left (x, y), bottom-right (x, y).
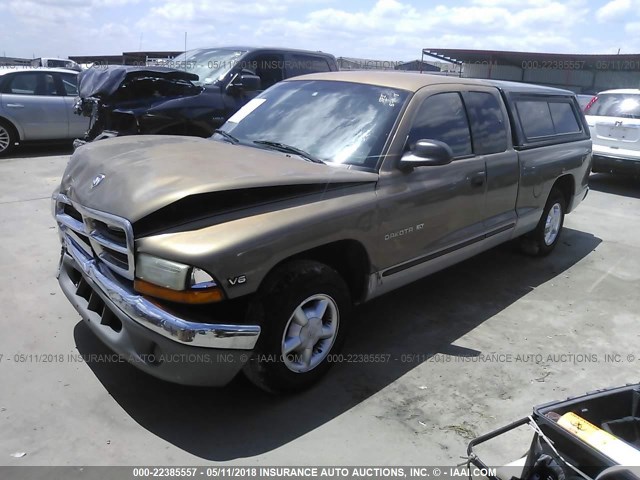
top-left (135, 186), bottom-right (378, 299)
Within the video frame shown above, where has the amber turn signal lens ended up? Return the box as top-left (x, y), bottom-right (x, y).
top-left (134, 279), bottom-right (225, 304)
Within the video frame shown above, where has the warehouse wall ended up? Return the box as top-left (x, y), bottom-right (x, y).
top-left (462, 62), bottom-right (640, 93)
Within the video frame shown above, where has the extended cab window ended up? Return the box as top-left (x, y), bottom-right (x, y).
top-left (516, 98), bottom-right (582, 140)
top-left (463, 91), bottom-right (507, 154)
top-left (408, 92), bottom-right (472, 157)
top-left (549, 102), bottom-right (581, 134)
top-left (516, 100), bottom-right (555, 138)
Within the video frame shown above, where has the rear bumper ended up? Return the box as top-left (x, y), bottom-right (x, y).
top-left (58, 240), bottom-right (260, 386)
top-left (592, 154), bottom-right (640, 175)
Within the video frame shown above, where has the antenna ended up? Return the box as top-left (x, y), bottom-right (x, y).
top-left (184, 31), bottom-right (187, 71)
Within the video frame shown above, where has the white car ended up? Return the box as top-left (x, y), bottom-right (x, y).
top-left (585, 89), bottom-right (640, 176)
top-left (30, 57), bottom-right (82, 72)
top-left (0, 67), bottom-right (89, 156)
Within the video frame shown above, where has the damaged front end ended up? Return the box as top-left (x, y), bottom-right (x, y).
top-left (73, 66), bottom-right (203, 147)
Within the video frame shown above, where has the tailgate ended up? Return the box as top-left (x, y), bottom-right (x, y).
top-left (588, 116), bottom-right (640, 151)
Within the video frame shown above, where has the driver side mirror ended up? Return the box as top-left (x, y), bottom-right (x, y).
top-left (228, 70), bottom-right (261, 92)
top-left (399, 139), bottom-right (453, 170)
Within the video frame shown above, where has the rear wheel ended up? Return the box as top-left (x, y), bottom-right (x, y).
top-left (520, 188), bottom-right (566, 256)
top-left (243, 260), bottom-right (351, 393)
top-left (0, 120), bottom-right (16, 157)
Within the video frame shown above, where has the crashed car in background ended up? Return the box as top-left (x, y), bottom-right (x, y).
top-left (73, 47), bottom-right (338, 146)
top-left (73, 66), bottom-right (203, 146)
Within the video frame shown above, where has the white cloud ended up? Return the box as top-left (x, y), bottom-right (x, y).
top-left (249, 0), bottom-right (591, 58)
top-left (5, 0), bottom-right (142, 27)
top-left (136, 0), bottom-right (309, 45)
top-left (625, 21), bottom-right (640, 34)
top-left (470, 0), bottom-right (551, 5)
top-left (596, 0), bottom-right (633, 22)
top-left (2, 0), bottom-right (640, 60)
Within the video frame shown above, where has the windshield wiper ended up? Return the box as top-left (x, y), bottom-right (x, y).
top-left (213, 129), bottom-right (239, 144)
top-left (253, 140), bottom-right (325, 164)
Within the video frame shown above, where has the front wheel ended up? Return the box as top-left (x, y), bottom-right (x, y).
top-left (520, 188), bottom-right (566, 256)
top-left (243, 260), bottom-right (351, 393)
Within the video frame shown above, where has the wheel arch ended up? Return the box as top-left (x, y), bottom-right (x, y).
top-left (260, 239), bottom-right (371, 304)
top-left (551, 174), bottom-right (575, 210)
top-left (0, 115), bottom-right (21, 141)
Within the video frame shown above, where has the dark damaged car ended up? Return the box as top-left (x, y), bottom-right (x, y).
top-left (74, 66), bottom-right (201, 144)
top-left (73, 47), bottom-right (338, 145)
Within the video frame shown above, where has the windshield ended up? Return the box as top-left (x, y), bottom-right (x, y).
top-left (169, 49), bottom-right (247, 86)
top-left (576, 95), bottom-right (594, 111)
top-left (587, 93), bottom-right (640, 119)
top-left (215, 80), bottom-right (409, 170)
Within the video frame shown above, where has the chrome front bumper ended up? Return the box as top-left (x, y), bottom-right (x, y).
top-left (59, 237), bottom-right (260, 350)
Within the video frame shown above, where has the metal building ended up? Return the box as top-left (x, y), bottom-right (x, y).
top-left (336, 57), bottom-right (404, 71)
top-left (394, 60), bottom-right (440, 72)
top-left (69, 51), bottom-right (182, 67)
top-left (422, 48), bottom-right (640, 93)
top-left (0, 56), bottom-right (32, 67)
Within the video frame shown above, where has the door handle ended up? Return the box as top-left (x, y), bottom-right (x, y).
top-left (6, 104), bottom-right (24, 108)
top-left (470, 171), bottom-right (485, 187)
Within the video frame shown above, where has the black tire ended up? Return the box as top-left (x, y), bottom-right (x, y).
top-left (0, 119), bottom-right (17, 157)
top-left (243, 260), bottom-right (351, 393)
top-left (520, 188), bottom-right (566, 256)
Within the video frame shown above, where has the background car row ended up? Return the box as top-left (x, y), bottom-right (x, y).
top-left (1, 51), bottom-right (639, 179)
top-left (0, 67), bottom-right (88, 155)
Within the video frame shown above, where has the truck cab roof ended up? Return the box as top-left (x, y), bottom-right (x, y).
top-left (185, 46), bottom-right (336, 59)
top-left (291, 70), bottom-right (576, 96)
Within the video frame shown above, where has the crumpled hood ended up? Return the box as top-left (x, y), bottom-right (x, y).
top-left (78, 66), bottom-right (200, 98)
top-left (60, 135), bottom-right (378, 223)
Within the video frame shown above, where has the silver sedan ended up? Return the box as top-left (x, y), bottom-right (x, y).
top-left (0, 67), bottom-right (89, 156)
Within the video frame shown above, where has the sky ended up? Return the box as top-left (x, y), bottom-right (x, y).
top-left (0, 0), bottom-right (638, 61)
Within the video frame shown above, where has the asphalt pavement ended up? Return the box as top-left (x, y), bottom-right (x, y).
top-left (1, 144), bottom-right (639, 468)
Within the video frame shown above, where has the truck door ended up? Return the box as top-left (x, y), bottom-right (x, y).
top-left (461, 89), bottom-right (519, 231)
top-left (376, 91), bottom-right (488, 271)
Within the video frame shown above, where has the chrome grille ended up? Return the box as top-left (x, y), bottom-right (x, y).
top-left (55, 194), bottom-right (135, 280)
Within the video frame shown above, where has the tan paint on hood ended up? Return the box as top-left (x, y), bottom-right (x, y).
top-left (61, 135), bottom-right (378, 222)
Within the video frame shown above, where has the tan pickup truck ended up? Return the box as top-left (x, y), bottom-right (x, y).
top-left (53, 71), bottom-right (591, 392)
